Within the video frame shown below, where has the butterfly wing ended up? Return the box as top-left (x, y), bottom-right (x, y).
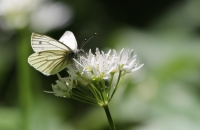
top-left (31, 32), bottom-right (72, 52)
top-left (59, 31), bottom-right (78, 52)
top-left (28, 50), bottom-right (72, 75)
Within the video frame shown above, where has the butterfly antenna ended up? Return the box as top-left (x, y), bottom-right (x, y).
top-left (80, 33), bottom-right (97, 49)
top-left (81, 39), bottom-right (87, 47)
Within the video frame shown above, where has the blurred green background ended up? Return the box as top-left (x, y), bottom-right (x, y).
top-left (0, 0), bottom-right (200, 130)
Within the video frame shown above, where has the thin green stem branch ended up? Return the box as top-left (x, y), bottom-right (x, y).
top-left (108, 73), bottom-right (114, 97)
top-left (109, 71), bottom-right (123, 100)
top-left (103, 105), bottom-right (116, 130)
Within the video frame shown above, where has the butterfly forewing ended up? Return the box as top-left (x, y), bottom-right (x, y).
top-left (28, 50), bottom-right (69, 75)
top-left (31, 32), bottom-right (71, 53)
top-left (59, 31), bottom-right (78, 52)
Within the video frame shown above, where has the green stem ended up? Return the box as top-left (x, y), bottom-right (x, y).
top-left (103, 105), bottom-right (116, 130)
top-left (17, 29), bottom-right (32, 130)
top-left (109, 71), bottom-right (123, 101)
top-left (108, 73), bottom-right (114, 97)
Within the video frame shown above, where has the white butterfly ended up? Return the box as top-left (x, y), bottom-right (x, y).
top-left (28, 31), bottom-right (82, 76)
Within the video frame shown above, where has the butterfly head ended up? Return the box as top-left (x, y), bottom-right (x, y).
top-left (77, 49), bottom-right (84, 55)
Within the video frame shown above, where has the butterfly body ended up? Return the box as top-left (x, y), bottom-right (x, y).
top-left (28, 31), bottom-right (81, 75)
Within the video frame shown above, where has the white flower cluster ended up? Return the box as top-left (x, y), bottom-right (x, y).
top-left (49, 48), bottom-right (143, 105)
top-left (72, 48), bottom-right (143, 79)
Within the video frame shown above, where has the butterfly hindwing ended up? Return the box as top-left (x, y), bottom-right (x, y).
top-left (28, 50), bottom-right (71, 75)
top-left (31, 32), bottom-right (72, 53)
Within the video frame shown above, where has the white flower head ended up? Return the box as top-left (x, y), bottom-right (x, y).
top-left (49, 48), bottom-right (143, 106)
top-left (117, 49), bottom-right (144, 73)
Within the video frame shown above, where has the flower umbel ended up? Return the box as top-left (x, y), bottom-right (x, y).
top-left (49, 48), bottom-right (143, 106)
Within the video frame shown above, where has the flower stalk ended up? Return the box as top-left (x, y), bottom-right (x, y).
top-left (103, 105), bottom-right (116, 130)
